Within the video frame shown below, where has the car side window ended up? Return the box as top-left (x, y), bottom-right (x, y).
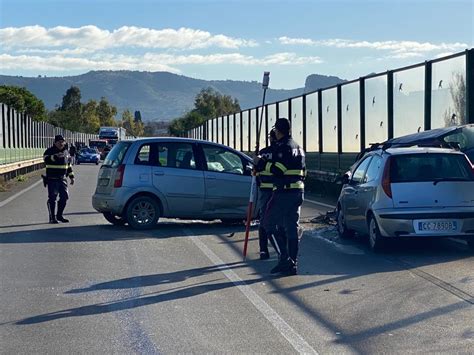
top-left (364, 156), bottom-right (383, 183)
top-left (135, 144), bottom-right (151, 165)
top-left (202, 145), bottom-right (244, 175)
top-left (351, 157), bottom-right (372, 184)
top-left (153, 143), bottom-right (196, 169)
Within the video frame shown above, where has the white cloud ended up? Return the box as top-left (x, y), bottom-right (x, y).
top-left (279, 36), bottom-right (468, 56)
top-left (0, 52), bottom-right (322, 72)
top-left (0, 25), bottom-right (258, 50)
top-left (143, 52), bottom-right (323, 66)
top-left (0, 53), bottom-right (181, 73)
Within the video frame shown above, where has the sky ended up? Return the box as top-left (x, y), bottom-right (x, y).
top-left (0, 0), bottom-right (473, 89)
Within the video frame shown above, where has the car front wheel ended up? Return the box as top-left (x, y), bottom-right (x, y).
top-left (336, 205), bottom-right (354, 239)
top-left (368, 215), bottom-right (386, 252)
top-left (126, 196), bottom-right (160, 230)
top-left (103, 212), bottom-right (126, 226)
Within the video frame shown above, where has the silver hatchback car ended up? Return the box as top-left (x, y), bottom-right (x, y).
top-left (336, 147), bottom-right (474, 251)
top-left (92, 138), bottom-right (255, 229)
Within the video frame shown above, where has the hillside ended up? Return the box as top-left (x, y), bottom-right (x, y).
top-left (0, 71), bottom-right (345, 121)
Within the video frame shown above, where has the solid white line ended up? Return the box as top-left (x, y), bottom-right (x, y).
top-left (305, 198), bottom-right (336, 210)
top-left (186, 228), bottom-right (318, 355)
top-left (0, 179), bottom-right (43, 208)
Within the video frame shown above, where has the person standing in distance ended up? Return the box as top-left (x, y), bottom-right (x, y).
top-left (255, 129), bottom-right (278, 260)
top-left (254, 118), bottom-right (305, 275)
top-left (43, 135), bottom-right (75, 224)
top-left (69, 143), bottom-right (77, 165)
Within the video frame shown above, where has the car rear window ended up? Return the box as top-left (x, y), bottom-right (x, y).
top-left (391, 153), bottom-right (474, 183)
top-left (103, 141), bottom-right (131, 168)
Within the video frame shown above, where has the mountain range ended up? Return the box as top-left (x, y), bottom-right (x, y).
top-left (0, 71), bottom-right (345, 121)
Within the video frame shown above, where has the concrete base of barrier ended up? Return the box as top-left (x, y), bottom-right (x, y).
top-left (0, 158), bottom-right (45, 182)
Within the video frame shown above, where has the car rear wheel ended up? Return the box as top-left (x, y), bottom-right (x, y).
top-left (336, 205), bottom-right (354, 239)
top-left (103, 212), bottom-right (126, 226)
top-left (368, 215), bottom-right (386, 252)
top-left (126, 196), bottom-right (160, 230)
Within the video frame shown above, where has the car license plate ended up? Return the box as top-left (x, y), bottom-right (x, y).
top-left (417, 221), bottom-right (457, 232)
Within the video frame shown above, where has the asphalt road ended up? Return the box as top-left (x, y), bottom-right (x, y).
top-left (1, 165), bottom-right (474, 354)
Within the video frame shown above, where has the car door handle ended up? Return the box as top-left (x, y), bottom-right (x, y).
top-left (154, 171), bottom-right (164, 176)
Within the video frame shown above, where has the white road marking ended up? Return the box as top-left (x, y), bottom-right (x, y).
top-left (0, 179), bottom-right (43, 208)
top-left (185, 228), bottom-right (318, 355)
top-left (305, 199), bottom-right (336, 210)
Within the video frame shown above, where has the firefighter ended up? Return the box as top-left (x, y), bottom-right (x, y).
top-left (256, 129), bottom-right (278, 260)
top-left (43, 135), bottom-right (75, 224)
top-left (254, 118), bottom-right (305, 275)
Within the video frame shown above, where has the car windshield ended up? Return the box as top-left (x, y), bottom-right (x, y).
top-left (103, 141), bottom-right (131, 168)
top-left (390, 153), bottom-right (474, 183)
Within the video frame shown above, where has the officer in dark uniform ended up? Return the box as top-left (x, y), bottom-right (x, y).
top-left (254, 118), bottom-right (305, 275)
top-left (43, 135), bottom-right (75, 224)
top-left (256, 129), bottom-right (278, 260)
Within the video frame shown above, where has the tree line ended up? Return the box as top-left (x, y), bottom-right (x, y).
top-left (0, 85), bottom-right (241, 137)
top-left (0, 85), bottom-right (144, 137)
top-left (168, 87), bottom-right (240, 136)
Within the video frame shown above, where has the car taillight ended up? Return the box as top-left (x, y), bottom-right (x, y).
top-left (114, 164), bottom-right (125, 188)
top-left (382, 157), bottom-right (392, 198)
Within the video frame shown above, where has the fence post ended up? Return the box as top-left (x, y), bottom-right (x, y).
top-left (359, 77), bottom-right (366, 152)
top-left (387, 71), bottom-right (394, 139)
top-left (467, 49), bottom-right (474, 123)
top-left (424, 61), bottom-right (432, 131)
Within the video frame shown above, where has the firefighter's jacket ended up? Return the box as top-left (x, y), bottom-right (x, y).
top-left (256, 145), bottom-right (274, 190)
top-left (255, 136), bottom-right (305, 191)
top-left (43, 146), bottom-right (74, 180)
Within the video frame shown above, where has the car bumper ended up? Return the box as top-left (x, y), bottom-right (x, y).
top-left (92, 189), bottom-right (129, 214)
top-left (374, 207), bottom-right (474, 238)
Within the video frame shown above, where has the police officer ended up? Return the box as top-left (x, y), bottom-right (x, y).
top-left (254, 118), bottom-right (305, 275)
top-left (256, 130), bottom-right (278, 260)
top-left (43, 135), bottom-right (75, 224)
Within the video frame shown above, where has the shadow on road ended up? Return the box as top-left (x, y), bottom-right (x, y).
top-left (16, 264), bottom-right (263, 325)
top-left (0, 221), bottom-right (252, 244)
top-left (65, 262), bottom-right (247, 294)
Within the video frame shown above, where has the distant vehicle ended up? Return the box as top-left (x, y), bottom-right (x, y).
top-left (92, 137), bottom-right (256, 229)
top-left (99, 127), bottom-right (127, 145)
top-left (77, 148), bottom-right (101, 165)
top-left (101, 145), bottom-right (112, 160)
top-left (89, 139), bottom-right (108, 155)
top-left (336, 147), bottom-right (474, 252)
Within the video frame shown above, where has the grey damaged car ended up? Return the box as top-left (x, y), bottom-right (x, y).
top-left (337, 124), bottom-right (474, 251)
top-left (92, 138), bottom-right (256, 229)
